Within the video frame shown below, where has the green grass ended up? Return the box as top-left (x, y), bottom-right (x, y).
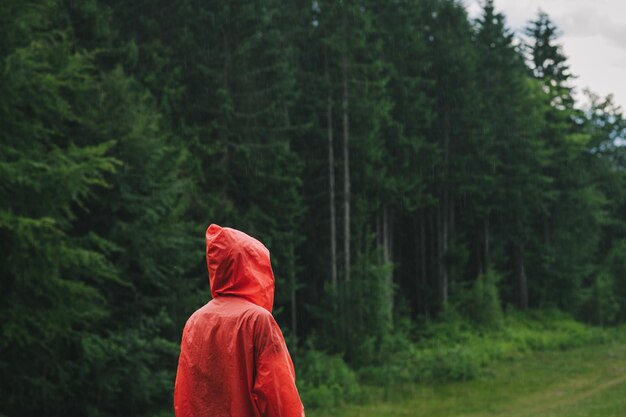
top-left (308, 341), bottom-right (626, 417)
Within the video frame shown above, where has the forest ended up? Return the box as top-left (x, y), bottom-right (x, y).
top-left (1, 0), bottom-right (626, 416)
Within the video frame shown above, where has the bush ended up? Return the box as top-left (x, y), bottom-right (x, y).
top-left (403, 309), bottom-right (612, 383)
top-left (580, 272), bottom-right (619, 326)
top-left (296, 309), bottom-right (617, 410)
top-left (357, 326), bottom-right (415, 385)
top-left (451, 269), bottom-right (503, 328)
top-left (296, 348), bottom-right (361, 410)
top-left (603, 240), bottom-right (626, 321)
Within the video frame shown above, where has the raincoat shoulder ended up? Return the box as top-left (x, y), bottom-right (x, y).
top-left (173, 224), bottom-right (304, 417)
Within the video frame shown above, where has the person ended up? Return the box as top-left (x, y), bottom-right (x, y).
top-left (174, 224), bottom-right (305, 417)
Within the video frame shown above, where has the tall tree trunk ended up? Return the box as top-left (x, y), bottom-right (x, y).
top-left (289, 244), bottom-right (297, 341)
top-left (439, 204), bottom-right (449, 305)
top-left (430, 207), bottom-right (438, 313)
top-left (483, 214), bottom-right (490, 273)
top-left (419, 211), bottom-right (427, 315)
top-left (382, 204), bottom-right (393, 326)
top-left (327, 94), bottom-right (338, 292)
top-left (440, 111), bottom-right (451, 306)
top-left (515, 242), bottom-right (528, 310)
top-left (376, 207), bottom-right (382, 253)
top-left (342, 41), bottom-right (351, 284)
top-left (339, 11), bottom-right (352, 351)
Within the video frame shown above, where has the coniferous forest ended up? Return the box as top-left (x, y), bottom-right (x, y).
top-left (2, 0), bottom-right (626, 416)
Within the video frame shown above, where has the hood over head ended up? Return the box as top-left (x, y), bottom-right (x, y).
top-left (205, 224), bottom-right (275, 312)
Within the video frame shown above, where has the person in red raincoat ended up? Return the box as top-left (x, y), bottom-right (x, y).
top-left (174, 224), bottom-right (305, 417)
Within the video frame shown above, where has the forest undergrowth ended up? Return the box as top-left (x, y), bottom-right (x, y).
top-left (297, 309), bottom-right (625, 411)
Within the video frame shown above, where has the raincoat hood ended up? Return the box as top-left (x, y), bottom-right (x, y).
top-left (205, 224), bottom-right (275, 313)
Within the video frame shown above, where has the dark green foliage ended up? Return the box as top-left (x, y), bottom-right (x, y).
top-left (581, 272), bottom-right (619, 326)
top-left (0, 6), bottom-right (117, 414)
top-left (2, 0), bottom-right (626, 415)
top-left (0, 1), bottom-right (193, 415)
top-left (296, 347), bottom-right (361, 410)
top-left (452, 269), bottom-right (503, 328)
top-left (77, 67), bottom-right (196, 416)
top-left (345, 248), bottom-right (395, 365)
top-left (594, 240), bottom-right (626, 322)
top-left (297, 311), bottom-right (623, 411)
top-left (524, 10), bottom-right (575, 110)
top-left (520, 10), bottom-right (614, 315)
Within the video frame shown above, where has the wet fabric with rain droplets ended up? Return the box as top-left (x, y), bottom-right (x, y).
top-left (174, 224), bottom-right (304, 417)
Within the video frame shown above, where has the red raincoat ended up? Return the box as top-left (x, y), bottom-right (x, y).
top-left (174, 224), bottom-right (304, 417)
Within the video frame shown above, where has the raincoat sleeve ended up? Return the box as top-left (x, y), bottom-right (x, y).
top-left (252, 312), bottom-right (305, 417)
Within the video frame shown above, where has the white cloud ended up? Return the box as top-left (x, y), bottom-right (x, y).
top-left (558, 6), bottom-right (626, 49)
top-left (464, 0), bottom-right (626, 111)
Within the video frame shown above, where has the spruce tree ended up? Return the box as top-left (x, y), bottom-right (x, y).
top-left (473, 0), bottom-right (549, 309)
top-left (524, 11), bottom-right (605, 311)
top-left (1, 1), bottom-right (197, 414)
top-left (421, 0), bottom-right (480, 308)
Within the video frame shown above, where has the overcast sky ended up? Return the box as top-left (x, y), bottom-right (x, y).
top-left (464, 0), bottom-right (626, 112)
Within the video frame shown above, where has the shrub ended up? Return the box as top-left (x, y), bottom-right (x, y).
top-left (603, 240), bottom-right (626, 321)
top-left (296, 309), bottom-right (617, 410)
top-left (451, 269), bottom-right (503, 328)
top-left (404, 309), bottom-right (611, 383)
top-left (580, 271), bottom-right (620, 326)
top-left (296, 348), bottom-right (361, 410)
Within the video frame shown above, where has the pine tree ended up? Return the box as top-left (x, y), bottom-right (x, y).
top-left (473, 0), bottom-right (549, 309)
top-left (579, 91), bottom-right (626, 321)
top-left (524, 11), bottom-right (605, 312)
top-left (421, 0), bottom-right (480, 308)
top-left (370, 0), bottom-right (434, 318)
top-left (0, 2), bottom-right (116, 414)
top-left (1, 2), bottom-right (197, 414)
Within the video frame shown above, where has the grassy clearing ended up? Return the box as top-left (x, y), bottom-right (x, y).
top-left (308, 341), bottom-right (626, 417)
top-left (298, 310), bottom-right (619, 409)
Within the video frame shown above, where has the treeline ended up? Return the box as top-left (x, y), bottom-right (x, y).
top-left (1, 0), bottom-right (626, 415)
